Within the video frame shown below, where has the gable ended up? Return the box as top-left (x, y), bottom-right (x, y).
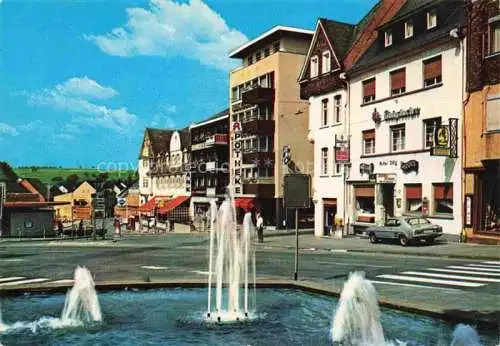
top-left (75, 181), bottom-right (96, 195)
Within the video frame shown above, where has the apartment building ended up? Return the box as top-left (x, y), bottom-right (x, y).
top-left (346, 0), bottom-right (466, 236)
top-left (189, 109), bottom-right (230, 229)
top-left (463, 0), bottom-right (500, 243)
top-left (228, 26), bottom-right (314, 227)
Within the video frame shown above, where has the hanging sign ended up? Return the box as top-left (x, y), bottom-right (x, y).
top-left (400, 160), bottom-right (419, 174)
top-left (359, 163), bottom-right (374, 175)
top-left (431, 125), bottom-right (451, 156)
top-left (232, 122), bottom-right (243, 194)
top-left (335, 135), bottom-right (350, 163)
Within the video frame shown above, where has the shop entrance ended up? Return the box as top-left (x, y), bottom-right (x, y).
top-left (323, 199), bottom-right (337, 236)
top-left (380, 183), bottom-right (395, 220)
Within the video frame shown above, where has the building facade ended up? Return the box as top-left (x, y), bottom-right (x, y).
top-left (53, 181), bottom-right (96, 221)
top-left (346, 0), bottom-right (466, 236)
top-left (228, 26), bottom-right (314, 227)
top-left (189, 109), bottom-right (230, 230)
top-left (463, 0), bottom-right (500, 242)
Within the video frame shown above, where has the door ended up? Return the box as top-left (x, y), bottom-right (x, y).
top-left (381, 184), bottom-right (395, 219)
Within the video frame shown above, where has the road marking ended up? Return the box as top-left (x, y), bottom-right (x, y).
top-left (330, 249), bottom-right (348, 253)
top-left (429, 268), bottom-right (500, 276)
top-left (0, 277), bottom-right (25, 283)
top-left (191, 271), bottom-right (213, 275)
top-left (0, 278), bottom-right (49, 286)
top-left (466, 264), bottom-right (500, 269)
top-left (401, 271), bottom-right (500, 283)
top-left (369, 280), bottom-right (461, 291)
top-left (141, 266), bottom-right (168, 270)
top-left (317, 261), bottom-right (391, 268)
top-left (0, 259), bottom-right (25, 262)
top-left (376, 274), bottom-right (484, 287)
top-left (482, 261), bottom-right (500, 265)
top-left (447, 265), bottom-right (500, 273)
top-left (51, 279), bottom-right (75, 284)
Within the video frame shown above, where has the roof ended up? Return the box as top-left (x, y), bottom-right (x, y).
top-left (4, 201), bottom-right (70, 208)
top-left (0, 162), bottom-right (29, 193)
top-left (179, 130), bottom-right (191, 150)
top-left (350, 0), bottom-right (383, 41)
top-left (319, 18), bottom-right (356, 61)
top-left (145, 128), bottom-right (174, 156)
top-left (190, 108), bottom-right (229, 129)
top-left (229, 25), bottom-right (314, 59)
top-left (380, 0), bottom-right (439, 29)
top-left (348, 0), bottom-right (465, 75)
top-left (25, 178), bottom-right (49, 198)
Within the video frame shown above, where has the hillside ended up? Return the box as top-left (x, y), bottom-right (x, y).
top-left (15, 167), bottom-right (137, 185)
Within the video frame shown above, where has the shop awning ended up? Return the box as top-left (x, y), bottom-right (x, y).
top-left (354, 185), bottom-right (375, 198)
top-left (234, 198), bottom-right (255, 212)
top-left (157, 196), bottom-right (190, 214)
top-left (138, 197), bottom-right (157, 213)
top-left (323, 198), bottom-right (337, 206)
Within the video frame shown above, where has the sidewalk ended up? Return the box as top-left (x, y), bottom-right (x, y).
top-left (258, 232), bottom-right (500, 260)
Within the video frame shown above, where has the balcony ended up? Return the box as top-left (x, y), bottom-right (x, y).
top-left (192, 186), bottom-right (227, 196)
top-left (191, 134), bottom-right (229, 151)
top-left (241, 118), bottom-right (275, 135)
top-left (190, 160), bottom-right (229, 173)
top-left (242, 151), bottom-right (275, 166)
top-left (243, 181), bottom-right (275, 198)
top-left (148, 162), bottom-right (191, 176)
top-left (242, 86), bottom-right (275, 105)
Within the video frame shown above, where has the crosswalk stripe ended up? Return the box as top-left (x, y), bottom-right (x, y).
top-left (376, 274), bottom-right (484, 287)
top-left (0, 277), bottom-right (25, 283)
top-left (401, 271), bottom-right (500, 283)
top-left (51, 279), bottom-right (74, 284)
top-left (447, 265), bottom-right (500, 273)
top-left (429, 268), bottom-right (500, 276)
top-left (0, 278), bottom-right (49, 286)
top-left (465, 264), bottom-right (500, 271)
top-left (369, 280), bottom-right (462, 291)
top-left (482, 261), bottom-right (500, 265)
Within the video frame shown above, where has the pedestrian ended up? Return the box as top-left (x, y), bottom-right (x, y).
top-left (78, 220), bottom-right (84, 237)
top-left (256, 212), bottom-right (264, 243)
top-left (114, 218), bottom-right (121, 237)
top-left (57, 221), bottom-right (64, 237)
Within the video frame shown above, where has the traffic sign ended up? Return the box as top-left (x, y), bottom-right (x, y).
top-left (282, 145), bottom-right (291, 165)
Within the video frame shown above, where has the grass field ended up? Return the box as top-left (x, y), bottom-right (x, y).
top-left (15, 167), bottom-right (136, 184)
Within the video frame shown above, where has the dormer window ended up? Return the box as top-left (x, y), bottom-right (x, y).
top-left (427, 9), bottom-right (437, 29)
top-left (405, 20), bottom-right (414, 39)
top-left (322, 51), bottom-right (331, 74)
top-left (310, 55), bottom-right (319, 78)
top-left (385, 29), bottom-right (393, 47)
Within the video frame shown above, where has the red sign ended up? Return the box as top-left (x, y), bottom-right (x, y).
top-left (335, 149), bottom-right (349, 163)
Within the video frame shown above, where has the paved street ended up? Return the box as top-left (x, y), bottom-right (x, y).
top-left (0, 233), bottom-right (499, 328)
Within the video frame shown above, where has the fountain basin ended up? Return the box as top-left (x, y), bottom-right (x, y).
top-left (1, 287), bottom-right (498, 346)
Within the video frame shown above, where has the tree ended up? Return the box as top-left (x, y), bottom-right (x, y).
top-left (66, 174), bottom-right (79, 190)
top-left (52, 176), bottom-right (63, 182)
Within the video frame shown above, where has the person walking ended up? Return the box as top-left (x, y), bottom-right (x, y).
top-left (256, 212), bottom-right (264, 243)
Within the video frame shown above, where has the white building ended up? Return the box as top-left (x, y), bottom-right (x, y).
top-left (346, 0), bottom-right (465, 236)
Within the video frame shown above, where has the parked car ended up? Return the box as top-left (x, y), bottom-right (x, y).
top-left (366, 216), bottom-right (443, 246)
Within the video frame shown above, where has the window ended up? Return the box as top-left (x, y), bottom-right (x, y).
top-left (264, 47), bottom-right (270, 57)
top-left (405, 20), bottom-right (414, 39)
top-left (391, 124), bottom-right (405, 152)
top-left (143, 178), bottom-right (149, 188)
top-left (423, 55), bottom-right (442, 87)
top-left (487, 95), bottom-right (500, 131)
top-left (385, 29), bottom-right (393, 47)
top-left (390, 68), bottom-right (406, 95)
top-left (427, 9), bottom-right (437, 29)
top-left (363, 129), bottom-right (375, 155)
top-left (248, 55), bottom-right (253, 66)
top-left (423, 117), bottom-right (441, 149)
top-left (490, 21), bottom-right (500, 54)
top-left (310, 56), bottom-right (319, 78)
top-left (433, 183), bottom-right (453, 214)
top-left (322, 99), bottom-right (329, 126)
top-left (355, 185), bottom-right (375, 221)
top-left (362, 78), bottom-right (376, 103)
top-left (273, 41), bottom-right (280, 54)
top-left (322, 51), bottom-right (331, 74)
top-left (334, 95), bottom-right (342, 123)
top-left (405, 184), bottom-right (422, 213)
top-left (334, 163), bottom-right (342, 175)
top-left (321, 148), bottom-right (328, 175)
top-left (255, 51), bottom-right (261, 62)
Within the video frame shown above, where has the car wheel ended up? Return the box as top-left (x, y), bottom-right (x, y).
top-left (369, 233), bottom-right (377, 244)
top-left (425, 237), bottom-right (435, 245)
top-left (399, 234), bottom-right (409, 247)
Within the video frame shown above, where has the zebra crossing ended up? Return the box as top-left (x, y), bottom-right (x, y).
top-left (370, 261), bottom-right (500, 290)
top-left (0, 276), bottom-right (73, 287)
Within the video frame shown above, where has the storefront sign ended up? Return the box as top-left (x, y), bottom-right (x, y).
top-left (384, 107), bottom-right (420, 122)
top-left (359, 163), bottom-right (374, 175)
top-left (400, 160), bottom-right (419, 174)
top-left (379, 160), bottom-right (397, 167)
top-left (232, 122), bottom-right (243, 194)
top-left (335, 135), bottom-right (350, 163)
top-left (431, 125), bottom-right (451, 157)
top-left (376, 173), bottom-right (396, 184)
top-left (464, 195), bottom-right (473, 227)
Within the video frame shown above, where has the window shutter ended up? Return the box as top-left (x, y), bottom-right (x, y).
top-left (363, 79), bottom-right (376, 97)
top-left (405, 184), bottom-right (422, 199)
top-left (391, 69), bottom-right (406, 90)
top-left (424, 56), bottom-right (442, 79)
top-left (434, 183), bottom-right (453, 199)
top-left (363, 129), bottom-right (375, 140)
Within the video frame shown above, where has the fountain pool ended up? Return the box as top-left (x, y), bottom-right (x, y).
top-left (0, 287), bottom-right (498, 346)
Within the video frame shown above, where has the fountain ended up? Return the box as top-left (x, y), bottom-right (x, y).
top-left (206, 195), bottom-right (256, 323)
top-left (451, 323), bottom-right (482, 346)
top-left (61, 266), bottom-right (102, 323)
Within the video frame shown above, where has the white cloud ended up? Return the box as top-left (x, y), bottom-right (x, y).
top-left (151, 114), bottom-right (176, 128)
top-left (55, 76), bottom-right (118, 100)
top-left (0, 122), bottom-right (19, 136)
top-left (84, 0), bottom-right (247, 70)
top-left (28, 77), bottom-right (136, 134)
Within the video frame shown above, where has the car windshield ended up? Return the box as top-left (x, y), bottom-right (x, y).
top-left (406, 218), bottom-right (431, 226)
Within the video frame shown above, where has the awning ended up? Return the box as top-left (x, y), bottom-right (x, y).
top-left (138, 197), bottom-right (157, 213)
top-left (157, 196), bottom-right (190, 214)
top-left (323, 198), bottom-right (337, 206)
top-left (234, 198), bottom-right (255, 212)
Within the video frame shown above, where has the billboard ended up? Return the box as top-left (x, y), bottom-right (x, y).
top-left (284, 174), bottom-right (310, 209)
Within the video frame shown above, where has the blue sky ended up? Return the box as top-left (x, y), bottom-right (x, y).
top-left (0, 0), bottom-right (377, 168)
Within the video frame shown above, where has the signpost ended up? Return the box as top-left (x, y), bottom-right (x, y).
top-left (283, 174), bottom-right (310, 281)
